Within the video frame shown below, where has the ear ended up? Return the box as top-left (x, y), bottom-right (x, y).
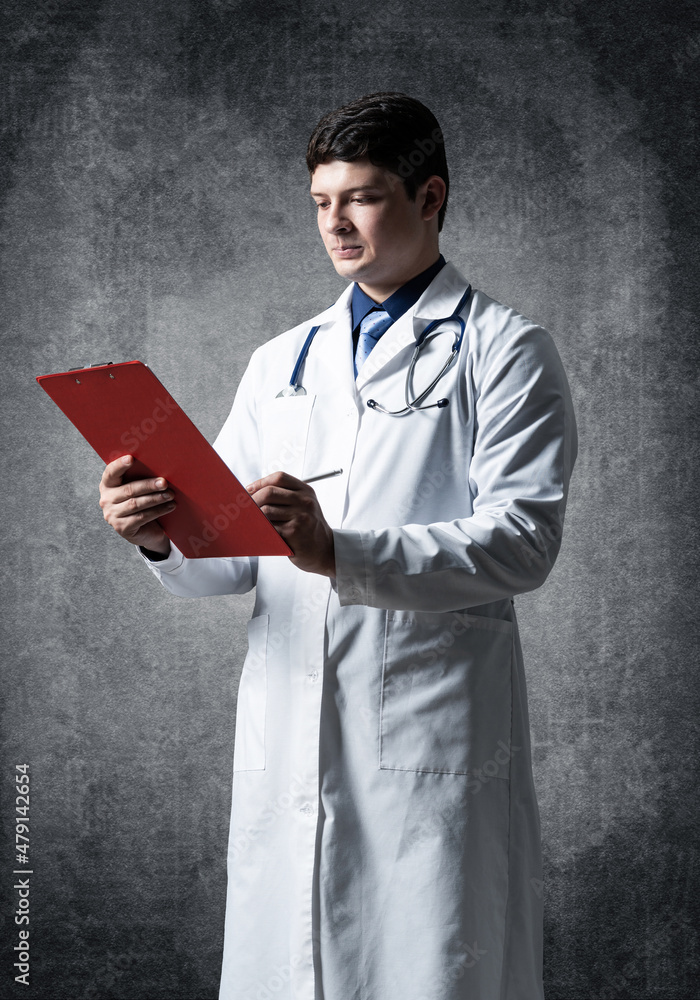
top-left (419, 176), bottom-right (447, 222)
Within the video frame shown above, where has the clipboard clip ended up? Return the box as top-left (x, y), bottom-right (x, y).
top-left (68, 362), bottom-right (114, 371)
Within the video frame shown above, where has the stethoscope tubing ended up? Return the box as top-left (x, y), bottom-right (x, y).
top-left (281, 284), bottom-right (473, 410)
top-left (289, 325), bottom-right (320, 390)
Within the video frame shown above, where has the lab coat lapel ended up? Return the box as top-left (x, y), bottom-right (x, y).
top-left (354, 262), bottom-right (470, 391)
top-left (354, 310), bottom-right (415, 390)
top-left (312, 284), bottom-right (357, 397)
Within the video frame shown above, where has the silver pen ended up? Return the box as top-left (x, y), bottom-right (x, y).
top-left (303, 468), bottom-right (343, 484)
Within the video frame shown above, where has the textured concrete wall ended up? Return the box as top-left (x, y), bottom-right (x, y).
top-left (1, 1), bottom-right (698, 997)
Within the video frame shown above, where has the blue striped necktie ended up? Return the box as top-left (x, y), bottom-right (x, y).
top-left (354, 308), bottom-right (393, 376)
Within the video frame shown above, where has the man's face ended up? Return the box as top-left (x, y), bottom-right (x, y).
top-left (310, 158), bottom-right (437, 301)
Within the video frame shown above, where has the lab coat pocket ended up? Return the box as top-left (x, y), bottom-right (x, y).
top-left (259, 396), bottom-right (316, 479)
top-left (233, 614), bottom-right (269, 772)
top-left (380, 610), bottom-right (513, 776)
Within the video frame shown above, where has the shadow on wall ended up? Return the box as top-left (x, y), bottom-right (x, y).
top-left (543, 807), bottom-right (699, 999)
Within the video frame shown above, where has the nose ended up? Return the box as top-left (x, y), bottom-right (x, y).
top-left (324, 200), bottom-right (350, 234)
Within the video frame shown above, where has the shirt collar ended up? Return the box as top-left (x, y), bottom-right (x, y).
top-left (351, 254), bottom-right (446, 330)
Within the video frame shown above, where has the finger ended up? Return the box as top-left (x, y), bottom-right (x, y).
top-left (111, 478), bottom-right (173, 506)
top-left (110, 488), bottom-right (176, 517)
top-left (258, 504), bottom-right (300, 523)
top-left (248, 484), bottom-right (300, 508)
top-left (101, 454), bottom-right (134, 489)
top-left (100, 456), bottom-right (171, 498)
top-left (116, 499), bottom-right (177, 531)
top-left (246, 471), bottom-right (306, 494)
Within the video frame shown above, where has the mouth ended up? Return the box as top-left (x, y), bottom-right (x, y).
top-left (332, 245), bottom-right (363, 258)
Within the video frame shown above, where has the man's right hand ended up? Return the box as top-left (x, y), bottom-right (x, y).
top-left (99, 455), bottom-right (175, 556)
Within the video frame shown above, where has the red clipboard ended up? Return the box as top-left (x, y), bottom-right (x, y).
top-left (36, 360), bottom-right (292, 559)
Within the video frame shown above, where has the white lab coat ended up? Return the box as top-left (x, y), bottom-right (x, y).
top-left (143, 262), bottom-right (577, 1000)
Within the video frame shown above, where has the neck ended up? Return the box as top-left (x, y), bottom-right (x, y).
top-left (358, 248), bottom-right (441, 302)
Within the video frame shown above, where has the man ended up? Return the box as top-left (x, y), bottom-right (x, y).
top-left (100, 93), bottom-right (577, 1000)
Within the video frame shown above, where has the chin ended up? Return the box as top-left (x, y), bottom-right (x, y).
top-left (331, 261), bottom-right (362, 281)
top-left (331, 257), bottom-right (373, 283)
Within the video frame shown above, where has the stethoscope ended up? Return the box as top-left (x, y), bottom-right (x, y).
top-left (277, 284), bottom-right (472, 416)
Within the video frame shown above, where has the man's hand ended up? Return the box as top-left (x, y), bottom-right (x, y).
top-left (246, 471), bottom-right (336, 578)
top-left (99, 455), bottom-right (175, 556)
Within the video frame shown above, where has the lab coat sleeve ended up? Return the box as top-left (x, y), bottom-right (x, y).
top-left (334, 320), bottom-right (578, 612)
top-left (139, 357), bottom-right (264, 598)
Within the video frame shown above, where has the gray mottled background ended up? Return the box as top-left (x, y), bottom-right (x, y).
top-left (1, 0), bottom-right (699, 997)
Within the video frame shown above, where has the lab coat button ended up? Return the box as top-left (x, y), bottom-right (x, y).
top-left (307, 670), bottom-right (319, 682)
top-left (300, 803), bottom-right (313, 815)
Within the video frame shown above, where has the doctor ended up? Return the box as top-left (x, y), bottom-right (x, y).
top-left (99, 93), bottom-right (577, 1000)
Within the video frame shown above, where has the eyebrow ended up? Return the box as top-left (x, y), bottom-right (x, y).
top-left (310, 186), bottom-right (382, 198)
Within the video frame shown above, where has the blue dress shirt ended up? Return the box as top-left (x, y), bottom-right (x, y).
top-left (350, 255), bottom-right (446, 343)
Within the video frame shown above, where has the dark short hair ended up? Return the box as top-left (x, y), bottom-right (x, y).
top-left (306, 92), bottom-right (449, 231)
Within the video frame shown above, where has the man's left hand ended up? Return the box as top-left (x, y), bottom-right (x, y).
top-left (246, 471), bottom-right (336, 578)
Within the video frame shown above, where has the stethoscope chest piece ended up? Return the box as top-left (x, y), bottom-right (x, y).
top-left (276, 384), bottom-right (307, 398)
